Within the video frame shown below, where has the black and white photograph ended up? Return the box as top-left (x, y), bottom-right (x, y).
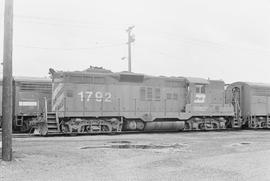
top-left (1, 0), bottom-right (270, 180)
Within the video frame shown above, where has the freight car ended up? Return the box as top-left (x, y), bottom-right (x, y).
top-left (34, 67), bottom-right (236, 135)
top-left (226, 82), bottom-right (270, 128)
top-left (0, 77), bottom-right (52, 132)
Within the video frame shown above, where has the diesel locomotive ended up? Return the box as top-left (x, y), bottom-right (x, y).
top-left (226, 82), bottom-right (270, 129)
top-left (35, 67), bottom-right (238, 135)
top-left (0, 77), bottom-right (52, 132)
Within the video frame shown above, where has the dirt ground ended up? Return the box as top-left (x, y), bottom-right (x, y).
top-left (1, 130), bottom-right (270, 181)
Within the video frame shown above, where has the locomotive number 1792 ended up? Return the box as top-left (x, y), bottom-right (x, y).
top-left (78, 91), bottom-right (112, 102)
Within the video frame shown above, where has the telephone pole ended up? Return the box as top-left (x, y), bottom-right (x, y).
top-left (126, 26), bottom-right (135, 72)
top-left (2, 0), bottom-right (13, 161)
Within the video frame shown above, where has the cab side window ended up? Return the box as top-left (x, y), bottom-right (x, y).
top-left (194, 84), bottom-right (207, 103)
top-left (201, 85), bottom-right (206, 94)
top-left (195, 84), bottom-right (206, 94)
top-left (196, 86), bottom-right (200, 93)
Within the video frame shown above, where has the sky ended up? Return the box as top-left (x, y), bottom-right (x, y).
top-left (0, 0), bottom-right (270, 83)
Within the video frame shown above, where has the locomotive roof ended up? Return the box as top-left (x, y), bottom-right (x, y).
top-left (232, 81), bottom-right (270, 89)
top-left (51, 68), bottom-right (226, 83)
top-left (186, 77), bottom-right (210, 84)
top-left (54, 70), bottom-right (144, 77)
top-left (52, 69), bottom-right (186, 81)
top-left (13, 76), bottom-right (51, 82)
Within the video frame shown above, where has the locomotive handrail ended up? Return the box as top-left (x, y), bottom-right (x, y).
top-left (44, 97), bottom-right (48, 122)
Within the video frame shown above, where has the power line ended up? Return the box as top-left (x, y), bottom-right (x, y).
top-left (14, 43), bottom-right (125, 51)
top-left (15, 14), bottom-right (111, 25)
top-left (13, 14), bottom-right (127, 30)
top-left (154, 30), bottom-right (270, 54)
top-left (9, 14), bottom-right (270, 55)
top-left (11, 15), bottom-right (270, 54)
top-left (15, 19), bottom-right (124, 30)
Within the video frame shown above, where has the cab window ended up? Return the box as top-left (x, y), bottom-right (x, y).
top-left (195, 84), bottom-right (206, 94)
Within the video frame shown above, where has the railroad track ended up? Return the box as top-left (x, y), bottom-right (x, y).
top-left (0, 128), bottom-right (266, 139)
top-left (0, 128), bottom-right (246, 138)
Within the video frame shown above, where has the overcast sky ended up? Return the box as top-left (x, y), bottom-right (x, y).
top-left (0, 0), bottom-right (270, 83)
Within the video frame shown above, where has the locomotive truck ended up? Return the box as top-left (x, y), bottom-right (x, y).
top-left (34, 67), bottom-right (238, 135)
top-left (0, 77), bottom-right (52, 132)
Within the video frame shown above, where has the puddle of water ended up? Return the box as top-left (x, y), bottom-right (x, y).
top-left (240, 142), bottom-right (251, 145)
top-left (110, 144), bottom-right (181, 149)
top-left (228, 142), bottom-right (252, 147)
top-left (81, 146), bottom-right (110, 149)
top-left (81, 143), bottom-right (186, 150)
top-left (110, 141), bottom-right (131, 144)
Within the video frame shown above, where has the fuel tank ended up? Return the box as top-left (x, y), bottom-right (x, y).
top-left (144, 121), bottom-right (185, 131)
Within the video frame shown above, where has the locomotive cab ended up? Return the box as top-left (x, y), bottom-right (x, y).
top-left (185, 77), bottom-right (209, 113)
top-left (184, 77), bottom-right (234, 130)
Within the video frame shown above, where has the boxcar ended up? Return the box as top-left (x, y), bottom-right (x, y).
top-left (0, 77), bottom-right (52, 132)
top-left (226, 82), bottom-right (270, 128)
top-left (48, 67), bottom-right (234, 134)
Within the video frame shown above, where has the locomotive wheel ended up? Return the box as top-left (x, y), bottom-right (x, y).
top-left (33, 123), bottom-right (48, 136)
top-left (60, 124), bottom-right (70, 133)
top-left (20, 121), bottom-right (30, 133)
top-left (248, 120), bottom-right (256, 128)
top-left (198, 123), bottom-right (205, 130)
top-left (101, 125), bottom-right (110, 132)
top-left (39, 125), bottom-right (48, 136)
top-left (213, 123), bottom-right (218, 129)
top-left (85, 125), bottom-right (92, 133)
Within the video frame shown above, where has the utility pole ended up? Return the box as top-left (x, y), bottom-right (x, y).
top-left (2, 0), bottom-right (13, 161)
top-left (126, 26), bottom-right (135, 72)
